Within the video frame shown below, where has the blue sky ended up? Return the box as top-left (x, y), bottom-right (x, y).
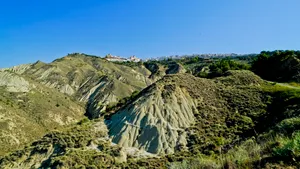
top-left (0, 0), bottom-right (300, 68)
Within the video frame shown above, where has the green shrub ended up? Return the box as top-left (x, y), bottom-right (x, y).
top-left (276, 118), bottom-right (300, 134)
top-left (196, 72), bottom-right (209, 78)
top-left (77, 117), bottom-right (90, 125)
top-left (252, 50), bottom-right (300, 82)
top-left (273, 131), bottom-right (300, 161)
top-left (169, 157), bottom-right (220, 169)
top-left (208, 59), bottom-right (250, 78)
top-left (222, 139), bottom-right (262, 168)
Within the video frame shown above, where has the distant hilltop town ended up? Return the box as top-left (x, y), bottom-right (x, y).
top-left (65, 52), bottom-right (256, 63)
top-left (104, 54), bottom-right (141, 62)
top-left (150, 53), bottom-right (256, 61)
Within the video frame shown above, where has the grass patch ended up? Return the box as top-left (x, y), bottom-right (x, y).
top-left (289, 82), bottom-right (300, 87)
top-left (273, 131), bottom-right (300, 162)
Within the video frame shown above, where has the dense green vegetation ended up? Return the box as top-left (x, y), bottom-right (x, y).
top-left (252, 50), bottom-right (300, 82)
top-left (204, 59), bottom-right (250, 77)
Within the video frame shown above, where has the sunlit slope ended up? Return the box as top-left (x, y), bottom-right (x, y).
top-left (20, 53), bottom-right (154, 118)
top-left (108, 71), bottom-right (267, 154)
top-left (0, 70), bottom-right (84, 155)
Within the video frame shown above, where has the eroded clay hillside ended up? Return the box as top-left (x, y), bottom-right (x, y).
top-left (107, 71), bottom-right (267, 155)
top-left (3, 68), bottom-right (300, 168)
top-left (0, 53), bottom-right (156, 155)
top-left (2, 51), bottom-right (300, 168)
top-left (18, 54), bottom-right (156, 118)
top-left (0, 70), bottom-right (84, 155)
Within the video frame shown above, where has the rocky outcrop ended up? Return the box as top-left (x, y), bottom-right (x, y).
top-left (166, 62), bottom-right (186, 74)
top-left (19, 54), bottom-right (154, 117)
top-left (108, 75), bottom-right (199, 154)
top-left (0, 64), bottom-right (32, 74)
top-left (0, 71), bottom-right (31, 92)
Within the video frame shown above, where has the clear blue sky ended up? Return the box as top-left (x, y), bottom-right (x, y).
top-left (1, 0), bottom-right (300, 68)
